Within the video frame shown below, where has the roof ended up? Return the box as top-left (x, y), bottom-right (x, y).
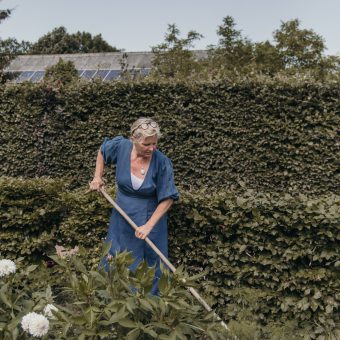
top-left (6, 51), bottom-right (154, 72)
top-left (5, 50), bottom-right (209, 82)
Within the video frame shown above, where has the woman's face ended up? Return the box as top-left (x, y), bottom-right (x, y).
top-left (134, 135), bottom-right (158, 158)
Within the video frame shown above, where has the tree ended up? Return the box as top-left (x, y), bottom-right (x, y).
top-left (28, 26), bottom-right (120, 54)
top-left (208, 16), bottom-right (339, 79)
top-left (151, 24), bottom-right (203, 78)
top-left (0, 5), bottom-right (14, 79)
top-left (215, 15), bottom-right (243, 50)
top-left (0, 8), bottom-right (10, 24)
top-left (273, 19), bottom-right (325, 69)
top-left (0, 38), bottom-right (31, 55)
top-left (208, 16), bottom-right (254, 75)
top-left (0, 38), bottom-right (31, 80)
top-left (253, 41), bottom-right (283, 75)
top-left (43, 58), bottom-right (79, 85)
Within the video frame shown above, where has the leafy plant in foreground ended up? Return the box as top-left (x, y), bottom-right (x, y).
top-left (0, 247), bottom-right (233, 339)
top-left (48, 246), bottom-right (232, 339)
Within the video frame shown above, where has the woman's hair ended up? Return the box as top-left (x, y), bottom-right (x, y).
top-left (130, 117), bottom-right (162, 141)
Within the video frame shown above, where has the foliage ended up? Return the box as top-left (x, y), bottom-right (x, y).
top-left (118, 53), bottom-right (149, 81)
top-left (0, 177), bottom-right (66, 261)
top-left (207, 16), bottom-right (254, 76)
top-left (0, 7), bottom-right (15, 80)
top-left (210, 17), bottom-right (340, 79)
top-left (0, 38), bottom-right (31, 55)
top-left (0, 258), bottom-right (55, 339)
top-left (0, 37), bottom-right (32, 82)
top-left (0, 8), bottom-right (30, 82)
top-left (173, 188), bottom-right (340, 339)
top-left (0, 8), bottom-right (11, 24)
top-left (44, 58), bottom-right (79, 85)
top-left (0, 250), bottom-right (231, 339)
top-left (273, 19), bottom-right (325, 69)
top-left (0, 177), bottom-right (339, 338)
top-left (150, 16), bottom-right (340, 81)
top-left (252, 41), bottom-right (283, 75)
top-left (51, 250), bottom-right (230, 339)
top-left (150, 24), bottom-right (204, 79)
top-left (28, 26), bottom-right (120, 54)
top-left (0, 79), bottom-right (339, 194)
top-left (1, 15), bottom-right (340, 82)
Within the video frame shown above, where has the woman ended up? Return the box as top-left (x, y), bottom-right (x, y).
top-left (89, 117), bottom-right (179, 295)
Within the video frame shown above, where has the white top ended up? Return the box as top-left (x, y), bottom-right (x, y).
top-left (131, 172), bottom-right (144, 190)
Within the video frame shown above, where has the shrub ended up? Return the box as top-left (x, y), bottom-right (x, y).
top-left (0, 79), bottom-right (338, 194)
top-left (44, 58), bottom-right (79, 84)
top-left (1, 177), bottom-right (339, 338)
top-left (0, 250), bottom-right (232, 339)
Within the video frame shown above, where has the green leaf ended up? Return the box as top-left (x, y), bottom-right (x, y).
top-left (6, 315), bottom-right (21, 332)
top-left (62, 322), bottom-right (71, 337)
top-left (0, 292), bottom-right (12, 308)
top-left (48, 255), bottom-right (67, 268)
top-left (313, 291), bottom-right (322, 299)
top-left (139, 299), bottom-right (153, 312)
top-left (72, 257), bottom-right (87, 274)
top-left (119, 318), bottom-right (138, 328)
top-left (70, 316), bottom-right (86, 326)
top-left (26, 264), bottom-right (38, 273)
top-left (126, 328), bottom-right (140, 340)
top-left (101, 241), bottom-right (112, 257)
top-left (144, 328), bottom-right (158, 338)
top-left (326, 305), bottom-right (333, 314)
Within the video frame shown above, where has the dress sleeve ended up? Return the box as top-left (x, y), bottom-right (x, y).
top-left (100, 136), bottom-right (124, 165)
top-left (156, 157), bottom-right (180, 203)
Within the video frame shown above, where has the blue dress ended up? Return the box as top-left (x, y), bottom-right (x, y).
top-left (100, 136), bottom-right (179, 295)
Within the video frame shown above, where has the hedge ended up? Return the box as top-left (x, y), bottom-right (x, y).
top-left (1, 177), bottom-right (339, 338)
top-left (0, 79), bottom-right (339, 194)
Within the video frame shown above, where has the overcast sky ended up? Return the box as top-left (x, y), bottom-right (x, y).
top-left (1, 0), bottom-right (339, 55)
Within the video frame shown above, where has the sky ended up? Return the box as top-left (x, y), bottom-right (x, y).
top-left (1, 0), bottom-right (339, 55)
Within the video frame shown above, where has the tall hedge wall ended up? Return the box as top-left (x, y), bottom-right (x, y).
top-left (0, 80), bottom-right (339, 194)
top-left (1, 177), bottom-right (339, 337)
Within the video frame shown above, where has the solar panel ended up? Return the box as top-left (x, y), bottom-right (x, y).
top-left (104, 70), bottom-right (121, 81)
top-left (30, 71), bottom-right (45, 82)
top-left (140, 68), bottom-right (151, 76)
top-left (81, 70), bottom-right (96, 79)
top-left (16, 71), bottom-right (35, 82)
top-left (12, 68), bottom-right (149, 83)
top-left (93, 69), bottom-right (110, 79)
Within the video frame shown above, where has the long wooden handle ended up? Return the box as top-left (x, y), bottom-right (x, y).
top-left (99, 187), bottom-right (229, 331)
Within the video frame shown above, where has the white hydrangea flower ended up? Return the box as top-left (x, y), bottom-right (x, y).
top-left (21, 312), bottom-right (36, 332)
top-left (21, 312), bottom-right (49, 337)
top-left (0, 259), bottom-right (16, 277)
top-left (43, 304), bottom-right (58, 319)
top-left (29, 315), bottom-right (49, 337)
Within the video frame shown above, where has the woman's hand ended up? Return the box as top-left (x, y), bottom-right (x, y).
top-left (135, 224), bottom-right (153, 240)
top-left (89, 177), bottom-right (104, 191)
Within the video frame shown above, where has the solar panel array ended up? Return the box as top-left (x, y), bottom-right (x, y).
top-left (11, 68), bottom-right (151, 83)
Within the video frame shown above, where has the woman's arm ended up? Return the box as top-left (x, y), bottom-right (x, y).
top-left (135, 198), bottom-right (174, 239)
top-left (89, 149), bottom-right (105, 191)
